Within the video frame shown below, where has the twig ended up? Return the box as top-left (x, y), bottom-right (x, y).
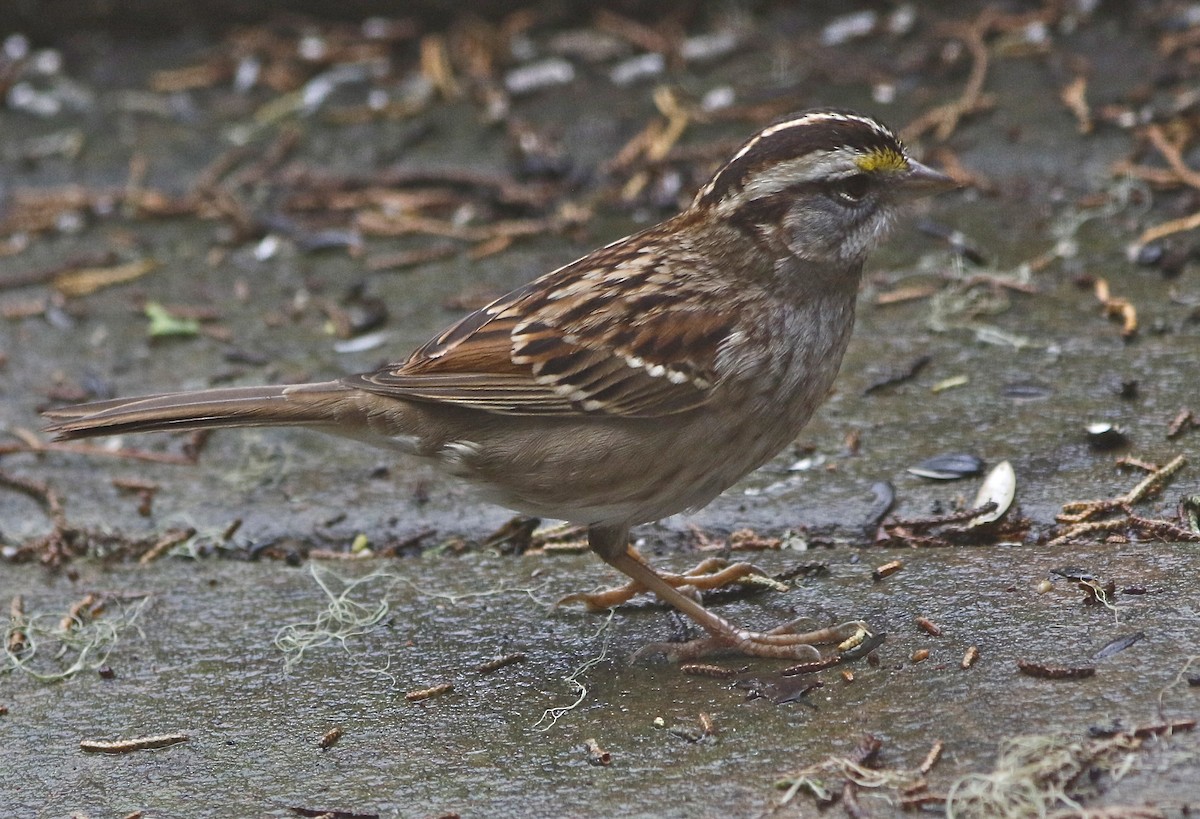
top-left (7, 595), bottom-right (27, 655)
top-left (1135, 210), bottom-right (1200, 247)
top-left (1143, 124), bottom-right (1200, 191)
top-left (80, 734), bottom-right (189, 754)
top-left (0, 469), bottom-right (65, 527)
top-left (1093, 277), bottom-right (1137, 338)
top-left (1060, 75), bottom-right (1092, 134)
top-left (903, 15), bottom-right (993, 142)
top-left (138, 528), bottom-right (196, 565)
top-left (1050, 456), bottom-right (1195, 545)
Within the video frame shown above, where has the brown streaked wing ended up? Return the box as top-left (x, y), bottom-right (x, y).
top-left (348, 235), bottom-right (734, 418)
top-left (401, 281), bottom-right (535, 367)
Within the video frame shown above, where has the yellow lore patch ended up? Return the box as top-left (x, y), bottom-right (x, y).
top-left (855, 148), bottom-right (908, 173)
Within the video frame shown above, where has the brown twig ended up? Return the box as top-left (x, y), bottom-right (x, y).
top-left (1016, 659), bottom-right (1096, 679)
top-left (0, 469), bottom-right (66, 527)
top-left (1143, 124), bottom-right (1200, 191)
top-left (7, 595), bottom-right (27, 655)
top-left (60, 593), bottom-right (100, 631)
top-left (1060, 75), bottom-right (1093, 134)
top-left (138, 528), bottom-right (196, 565)
top-left (80, 734), bottom-right (189, 754)
top-left (405, 682), bottom-right (454, 702)
top-left (1050, 456), bottom-right (1196, 545)
top-left (1135, 211), bottom-right (1200, 247)
top-left (594, 9), bottom-right (675, 56)
top-left (903, 15), bottom-right (994, 142)
top-left (1122, 454), bottom-right (1186, 505)
top-left (1093, 277), bottom-right (1137, 338)
top-left (1167, 409), bottom-right (1195, 440)
top-left (918, 739), bottom-right (944, 775)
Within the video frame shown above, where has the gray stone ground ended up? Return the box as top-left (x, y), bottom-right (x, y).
top-left (1, 4), bottom-right (1198, 817)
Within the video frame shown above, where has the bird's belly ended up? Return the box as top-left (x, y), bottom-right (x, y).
top-left (425, 386), bottom-right (822, 528)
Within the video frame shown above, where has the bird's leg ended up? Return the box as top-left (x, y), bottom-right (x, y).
top-left (557, 548), bottom-right (767, 610)
top-left (581, 526), bottom-right (867, 662)
top-left (606, 547), bottom-right (865, 661)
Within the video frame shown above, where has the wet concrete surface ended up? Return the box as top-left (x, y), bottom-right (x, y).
top-left (3, 544), bottom-right (1199, 817)
top-left (1, 3), bottom-right (1199, 817)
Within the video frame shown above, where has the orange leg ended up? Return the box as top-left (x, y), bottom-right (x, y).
top-left (600, 547), bottom-right (867, 661)
top-left (574, 525), bottom-right (869, 662)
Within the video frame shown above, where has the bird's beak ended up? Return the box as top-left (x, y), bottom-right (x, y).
top-left (898, 159), bottom-right (959, 198)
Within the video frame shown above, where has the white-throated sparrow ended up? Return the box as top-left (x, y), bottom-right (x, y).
top-left (45, 109), bottom-right (955, 661)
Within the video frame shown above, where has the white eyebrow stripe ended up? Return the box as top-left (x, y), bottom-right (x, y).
top-left (712, 150), bottom-right (859, 214)
top-left (746, 152), bottom-right (837, 195)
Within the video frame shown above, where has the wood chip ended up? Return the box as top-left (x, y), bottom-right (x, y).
top-left (1016, 659), bottom-right (1096, 679)
top-left (80, 733), bottom-right (189, 754)
top-left (405, 682), bottom-right (454, 702)
top-left (53, 259), bottom-right (158, 298)
top-left (961, 645), bottom-right (979, 669)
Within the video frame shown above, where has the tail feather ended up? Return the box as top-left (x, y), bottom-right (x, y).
top-left (42, 381), bottom-right (360, 440)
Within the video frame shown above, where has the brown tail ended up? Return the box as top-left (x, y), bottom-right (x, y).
top-left (42, 381), bottom-right (364, 441)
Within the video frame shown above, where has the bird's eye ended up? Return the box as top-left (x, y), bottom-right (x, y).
top-left (831, 174), bottom-right (871, 204)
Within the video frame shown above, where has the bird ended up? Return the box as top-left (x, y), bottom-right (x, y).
top-left (44, 109), bottom-right (955, 661)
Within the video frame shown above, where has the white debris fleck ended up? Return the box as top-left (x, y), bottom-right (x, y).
top-left (31, 48), bottom-right (63, 75)
top-left (233, 56), bottom-right (261, 93)
top-left (297, 33), bottom-right (326, 62)
top-left (788, 454), bottom-right (827, 472)
top-left (872, 83), bottom-right (896, 104)
top-left (254, 234), bottom-right (281, 261)
top-left (504, 58), bottom-right (575, 95)
top-left (334, 331), bottom-right (392, 354)
top-left (54, 210), bottom-right (85, 234)
top-left (887, 4), bottom-right (917, 36)
top-left (367, 88), bottom-right (389, 110)
top-left (546, 29), bottom-right (627, 62)
top-left (1022, 21), bottom-right (1050, 46)
top-left (609, 52), bottom-right (665, 86)
top-left (301, 63), bottom-right (371, 113)
top-left (7, 82), bottom-right (60, 116)
top-left (701, 85), bottom-right (735, 112)
top-left (361, 17), bottom-right (392, 39)
top-left (3, 33), bottom-right (30, 61)
top-left (820, 11), bottom-right (878, 46)
top-left (680, 31), bottom-right (738, 63)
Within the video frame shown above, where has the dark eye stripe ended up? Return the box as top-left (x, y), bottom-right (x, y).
top-left (723, 184), bottom-right (815, 229)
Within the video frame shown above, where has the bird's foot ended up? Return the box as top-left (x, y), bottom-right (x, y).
top-left (557, 555), bottom-right (773, 611)
top-left (585, 545), bottom-right (873, 664)
top-left (635, 619), bottom-right (871, 663)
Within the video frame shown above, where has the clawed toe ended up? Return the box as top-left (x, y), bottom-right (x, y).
top-left (572, 542), bottom-right (874, 665)
top-left (635, 620), bottom-right (871, 663)
top-left (557, 555), bottom-right (778, 612)
top-left (556, 587), bottom-right (631, 611)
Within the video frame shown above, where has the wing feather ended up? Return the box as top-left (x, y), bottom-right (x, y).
top-left (349, 222), bottom-right (740, 418)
